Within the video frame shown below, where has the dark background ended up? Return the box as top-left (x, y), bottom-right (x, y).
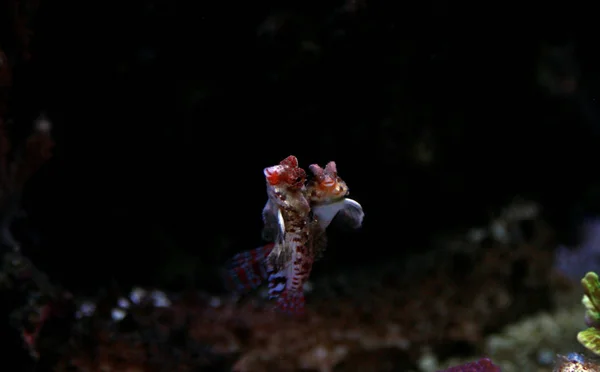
top-left (3, 1), bottom-right (600, 296)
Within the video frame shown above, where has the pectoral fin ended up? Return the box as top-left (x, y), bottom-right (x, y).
top-left (312, 198), bottom-right (364, 230)
top-left (261, 200), bottom-right (286, 243)
top-left (337, 198), bottom-right (364, 229)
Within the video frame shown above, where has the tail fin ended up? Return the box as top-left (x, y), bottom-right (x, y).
top-left (222, 243), bottom-right (274, 293)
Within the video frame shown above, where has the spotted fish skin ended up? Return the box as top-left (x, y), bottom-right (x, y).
top-left (222, 156), bottom-right (364, 316)
top-left (223, 156), bottom-right (312, 315)
top-left (266, 202), bottom-right (313, 315)
top-left (263, 156), bottom-right (310, 270)
top-left (263, 158), bottom-right (312, 315)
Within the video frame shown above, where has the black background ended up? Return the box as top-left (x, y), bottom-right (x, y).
top-left (3, 1), bottom-right (599, 295)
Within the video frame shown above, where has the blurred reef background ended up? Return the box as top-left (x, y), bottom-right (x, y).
top-left (3, 0), bottom-right (600, 371)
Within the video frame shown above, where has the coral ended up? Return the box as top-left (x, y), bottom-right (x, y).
top-left (481, 304), bottom-right (585, 372)
top-left (577, 272), bottom-right (600, 355)
top-left (438, 358), bottom-right (500, 372)
top-left (420, 296), bottom-right (586, 371)
top-left (581, 272), bottom-right (600, 328)
top-left (432, 298), bottom-right (591, 372)
top-left (553, 353), bottom-right (600, 372)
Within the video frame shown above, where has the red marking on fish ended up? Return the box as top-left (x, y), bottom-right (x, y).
top-left (264, 155), bottom-right (306, 189)
top-left (269, 225), bottom-right (317, 316)
top-left (223, 243), bottom-right (274, 293)
top-left (259, 156), bottom-right (313, 315)
top-left (224, 156), bottom-right (363, 317)
top-left (307, 161), bottom-right (349, 204)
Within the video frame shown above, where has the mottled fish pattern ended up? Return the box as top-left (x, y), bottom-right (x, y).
top-left (223, 156), bottom-right (364, 315)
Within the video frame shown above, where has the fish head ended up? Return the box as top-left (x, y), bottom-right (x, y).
top-left (307, 161), bottom-right (349, 204)
top-left (264, 155), bottom-right (306, 190)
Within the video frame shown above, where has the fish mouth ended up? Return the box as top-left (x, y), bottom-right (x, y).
top-left (322, 180), bottom-right (336, 188)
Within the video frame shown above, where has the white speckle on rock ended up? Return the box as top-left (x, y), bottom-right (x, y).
top-left (117, 297), bottom-right (130, 309)
top-left (417, 350), bottom-right (438, 372)
top-left (209, 296), bottom-right (222, 308)
top-left (313, 346), bottom-right (328, 360)
top-left (129, 287), bottom-right (146, 304)
top-left (35, 115), bottom-right (52, 133)
top-left (150, 290), bottom-right (171, 307)
top-left (76, 301), bottom-right (96, 319)
top-left (111, 308), bottom-right (127, 322)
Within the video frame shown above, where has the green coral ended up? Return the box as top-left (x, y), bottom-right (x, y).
top-left (577, 272), bottom-right (600, 354)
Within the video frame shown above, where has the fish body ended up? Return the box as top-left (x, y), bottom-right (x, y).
top-left (306, 161), bottom-right (364, 261)
top-left (223, 157), bottom-right (363, 315)
top-left (262, 156), bottom-right (313, 314)
top-left (262, 155), bottom-right (310, 269)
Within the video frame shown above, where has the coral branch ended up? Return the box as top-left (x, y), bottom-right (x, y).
top-left (578, 271), bottom-right (600, 355)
